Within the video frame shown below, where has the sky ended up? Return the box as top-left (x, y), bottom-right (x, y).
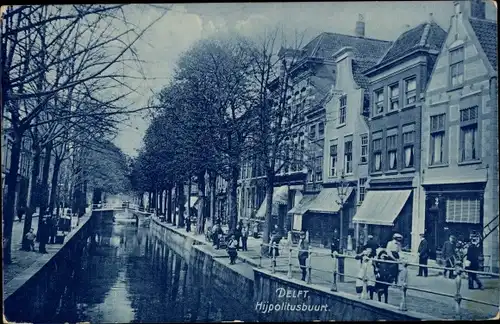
top-left (114, 1), bottom-right (497, 157)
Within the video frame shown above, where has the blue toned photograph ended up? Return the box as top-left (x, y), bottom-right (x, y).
top-left (2, 1), bottom-right (498, 322)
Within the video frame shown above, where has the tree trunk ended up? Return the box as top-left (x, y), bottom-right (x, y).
top-left (177, 182), bottom-right (185, 227)
top-left (167, 187), bottom-right (172, 223)
top-left (48, 157), bottom-right (62, 216)
top-left (262, 169), bottom-right (275, 252)
top-left (209, 172), bottom-right (216, 226)
top-left (38, 142), bottom-right (53, 224)
top-left (187, 178), bottom-right (192, 230)
top-left (172, 186), bottom-right (177, 226)
top-left (3, 132), bottom-right (23, 262)
top-left (228, 164), bottom-right (239, 233)
top-left (196, 171), bottom-right (206, 235)
top-left (159, 189), bottom-right (164, 215)
top-left (23, 145), bottom-right (42, 249)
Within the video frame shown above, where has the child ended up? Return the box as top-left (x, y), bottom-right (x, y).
top-left (374, 249), bottom-right (392, 303)
top-left (25, 228), bottom-right (36, 251)
top-left (241, 225), bottom-right (249, 251)
top-left (355, 248), bottom-right (373, 297)
top-left (227, 234), bottom-right (238, 264)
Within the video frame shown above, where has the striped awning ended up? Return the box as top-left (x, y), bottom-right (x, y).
top-left (307, 187), bottom-right (354, 214)
top-left (353, 190), bottom-right (411, 226)
top-left (255, 186), bottom-right (289, 218)
top-left (287, 194), bottom-right (317, 215)
top-left (184, 197), bottom-right (199, 209)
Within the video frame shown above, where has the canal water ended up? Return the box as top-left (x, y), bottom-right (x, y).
top-left (51, 222), bottom-right (258, 323)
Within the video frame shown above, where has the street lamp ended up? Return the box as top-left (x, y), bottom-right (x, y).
top-left (335, 169), bottom-right (350, 282)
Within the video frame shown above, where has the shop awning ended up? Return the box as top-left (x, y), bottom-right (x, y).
top-left (352, 190), bottom-right (411, 226)
top-left (287, 194), bottom-right (317, 215)
top-left (255, 186), bottom-right (289, 218)
top-left (184, 197), bottom-right (199, 209)
top-left (306, 187), bottom-right (354, 214)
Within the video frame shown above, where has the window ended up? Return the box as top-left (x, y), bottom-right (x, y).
top-left (386, 132), bottom-right (398, 170)
top-left (307, 169), bottom-right (314, 183)
top-left (374, 89), bottom-right (384, 115)
top-left (405, 78), bottom-right (417, 105)
top-left (372, 134), bottom-right (382, 172)
top-left (402, 124), bottom-right (415, 168)
top-left (315, 157), bottom-right (323, 182)
top-left (358, 178), bottom-right (367, 203)
top-left (318, 122), bottom-right (325, 137)
top-left (446, 198), bottom-right (480, 224)
top-left (360, 134), bottom-right (368, 164)
top-left (389, 83), bottom-right (399, 111)
top-left (330, 140), bottom-right (338, 177)
top-left (459, 106), bottom-right (479, 162)
top-left (344, 138), bottom-right (353, 174)
top-left (339, 95), bottom-right (347, 124)
top-left (309, 125), bottom-right (316, 139)
top-left (430, 114), bottom-right (446, 165)
top-left (450, 47), bottom-right (464, 87)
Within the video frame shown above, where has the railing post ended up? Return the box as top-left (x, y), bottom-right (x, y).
top-left (306, 246), bottom-right (312, 284)
top-left (331, 251), bottom-right (338, 292)
top-left (259, 243), bottom-right (263, 268)
top-left (454, 264), bottom-right (463, 319)
top-left (399, 261), bottom-right (408, 311)
top-left (361, 259), bottom-right (368, 300)
top-left (287, 247), bottom-right (293, 279)
top-left (271, 242), bottom-right (277, 274)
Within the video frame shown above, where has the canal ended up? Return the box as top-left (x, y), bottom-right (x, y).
top-left (49, 221), bottom-right (258, 323)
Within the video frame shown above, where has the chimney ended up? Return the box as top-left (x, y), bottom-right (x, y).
top-left (428, 12), bottom-right (434, 23)
top-left (404, 24), bottom-right (411, 31)
top-left (355, 14), bottom-right (365, 37)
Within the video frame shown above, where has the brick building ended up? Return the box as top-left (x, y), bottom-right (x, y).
top-left (418, 0), bottom-right (498, 271)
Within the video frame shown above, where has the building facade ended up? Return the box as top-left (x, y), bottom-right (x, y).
top-left (352, 15), bottom-right (447, 251)
top-left (418, 0), bottom-right (498, 271)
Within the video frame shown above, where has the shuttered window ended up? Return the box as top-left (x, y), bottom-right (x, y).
top-left (446, 198), bottom-right (481, 224)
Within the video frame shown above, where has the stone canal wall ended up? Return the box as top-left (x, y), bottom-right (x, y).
top-left (3, 214), bottom-right (97, 323)
top-left (151, 220), bottom-right (432, 321)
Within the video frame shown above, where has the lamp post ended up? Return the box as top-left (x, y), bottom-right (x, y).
top-left (335, 169), bottom-right (350, 282)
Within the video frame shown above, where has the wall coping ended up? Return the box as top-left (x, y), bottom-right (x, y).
top-left (3, 214), bottom-right (92, 301)
top-left (253, 268), bottom-right (439, 321)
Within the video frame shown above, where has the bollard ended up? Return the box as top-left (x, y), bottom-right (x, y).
top-left (259, 243), bottom-right (263, 268)
top-left (271, 242), bottom-right (277, 274)
top-left (399, 261), bottom-right (409, 311)
top-left (454, 264), bottom-right (463, 319)
top-left (287, 247), bottom-right (293, 279)
top-left (306, 246), bottom-right (312, 284)
top-left (331, 251), bottom-right (338, 292)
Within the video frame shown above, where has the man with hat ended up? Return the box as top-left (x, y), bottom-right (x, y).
top-left (364, 234), bottom-right (379, 258)
top-left (466, 235), bottom-right (483, 289)
top-left (442, 234), bottom-right (457, 279)
top-left (417, 232), bottom-right (430, 277)
top-left (298, 231), bottom-right (309, 281)
top-left (386, 233), bottom-right (403, 284)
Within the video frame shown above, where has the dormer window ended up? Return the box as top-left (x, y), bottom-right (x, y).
top-left (450, 47), bottom-right (464, 88)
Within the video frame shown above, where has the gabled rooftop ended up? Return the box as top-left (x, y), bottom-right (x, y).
top-left (468, 17), bottom-right (498, 71)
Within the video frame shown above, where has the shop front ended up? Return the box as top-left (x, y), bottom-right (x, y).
top-left (287, 194), bottom-right (317, 243)
top-left (422, 182), bottom-right (485, 261)
top-left (254, 186), bottom-right (289, 235)
top-left (352, 189), bottom-right (413, 251)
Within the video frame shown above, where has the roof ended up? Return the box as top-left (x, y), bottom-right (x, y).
top-left (468, 17), bottom-right (498, 71)
top-left (368, 21), bottom-right (447, 73)
top-left (301, 32), bottom-right (391, 62)
top-left (352, 59), bottom-right (377, 89)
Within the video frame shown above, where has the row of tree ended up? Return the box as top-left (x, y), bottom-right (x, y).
top-left (1, 5), bottom-right (169, 263)
top-left (132, 28), bottom-right (328, 251)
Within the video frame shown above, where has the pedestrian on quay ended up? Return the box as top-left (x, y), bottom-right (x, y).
top-left (269, 225), bottom-right (281, 264)
top-left (355, 248), bottom-right (376, 299)
top-left (364, 234), bottom-right (379, 258)
top-left (298, 231), bottom-right (309, 281)
top-left (330, 229), bottom-right (340, 256)
top-left (442, 234), bottom-right (457, 279)
top-left (241, 223), bottom-right (249, 251)
top-left (17, 207), bottom-right (25, 223)
top-left (385, 233), bottom-right (402, 284)
top-left (227, 234), bottom-right (238, 264)
top-left (186, 213), bottom-right (191, 232)
top-left (374, 249), bottom-right (392, 303)
top-left (25, 228), bottom-right (36, 251)
top-left (235, 219), bottom-right (243, 250)
top-left (47, 215), bottom-right (56, 244)
top-left (38, 218), bottom-right (49, 254)
top-left (417, 232), bottom-right (430, 277)
top-left (252, 222), bottom-right (259, 239)
top-left (466, 235), bottom-right (483, 290)
top-left (212, 222), bottom-right (222, 249)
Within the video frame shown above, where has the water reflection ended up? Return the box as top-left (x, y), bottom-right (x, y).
top-left (50, 223), bottom-right (256, 323)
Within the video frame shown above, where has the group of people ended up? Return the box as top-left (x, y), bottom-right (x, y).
top-left (208, 219), bottom-right (249, 265)
top-left (24, 215), bottom-right (59, 254)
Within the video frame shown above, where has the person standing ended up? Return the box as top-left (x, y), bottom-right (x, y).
top-left (269, 226), bottom-right (281, 267)
top-left (212, 222), bottom-right (222, 249)
top-left (417, 233), bottom-right (430, 277)
top-left (25, 228), bottom-right (36, 251)
top-left (364, 234), bottom-right (379, 258)
top-left (235, 220), bottom-right (243, 250)
top-left (17, 207), bottom-right (25, 222)
top-left (330, 229), bottom-right (340, 255)
top-left (386, 233), bottom-right (402, 284)
top-left (241, 224), bottom-right (249, 251)
top-left (442, 235), bottom-right (457, 279)
top-left (466, 236), bottom-right (483, 290)
top-left (298, 231), bottom-right (309, 281)
top-left (38, 218), bottom-right (49, 254)
top-left (227, 234), bottom-right (238, 264)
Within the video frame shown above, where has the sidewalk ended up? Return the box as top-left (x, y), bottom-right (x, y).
top-left (3, 214), bottom-right (85, 285)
